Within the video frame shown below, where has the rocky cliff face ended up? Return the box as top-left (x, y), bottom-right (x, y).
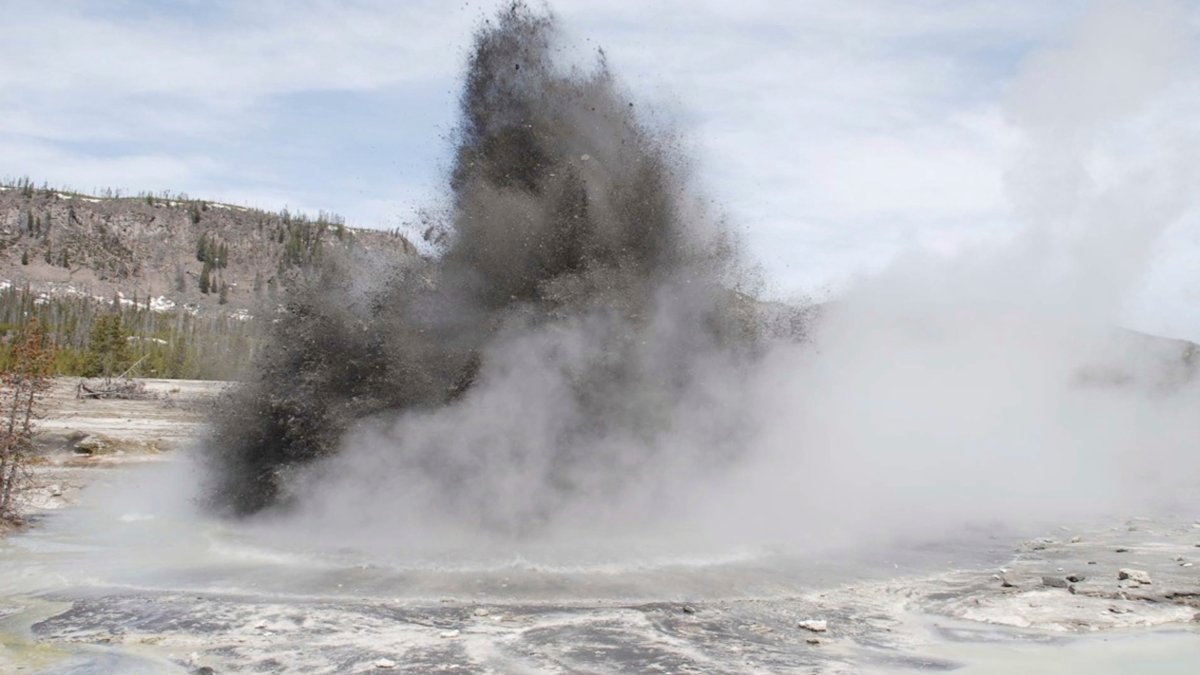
top-left (0, 184), bottom-right (415, 313)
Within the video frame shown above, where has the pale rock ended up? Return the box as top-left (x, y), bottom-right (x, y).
top-left (1117, 568), bottom-right (1151, 584)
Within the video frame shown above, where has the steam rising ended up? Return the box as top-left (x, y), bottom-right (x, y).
top-left (203, 1), bottom-right (1200, 560)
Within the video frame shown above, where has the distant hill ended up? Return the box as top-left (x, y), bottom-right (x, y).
top-left (0, 179), bottom-right (415, 314)
top-left (0, 179), bottom-right (418, 379)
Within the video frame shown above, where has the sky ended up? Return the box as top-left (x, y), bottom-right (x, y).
top-left (2, 0), bottom-right (1200, 337)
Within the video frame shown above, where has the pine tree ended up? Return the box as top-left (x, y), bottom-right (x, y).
top-left (168, 336), bottom-right (189, 379)
top-left (175, 266), bottom-right (186, 293)
top-left (218, 282), bottom-right (228, 305)
top-left (196, 235), bottom-right (208, 263)
top-left (82, 315), bottom-right (131, 378)
top-left (199, 260), bottom-right (212, 294)
top-left (20, 251), bottom-right (28, 266)
top-left (0, 317), bottom-right (53, 522)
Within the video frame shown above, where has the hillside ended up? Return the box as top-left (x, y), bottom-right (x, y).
top-left (0, 179), bottom-right (415, 313)
top-left (0, 179), bottom-right (417, 379)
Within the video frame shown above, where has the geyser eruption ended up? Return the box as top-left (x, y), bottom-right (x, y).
top-left (200, 0), bottom-right (1200, 561)
top-left (202, 4), bottom-right (760, 529)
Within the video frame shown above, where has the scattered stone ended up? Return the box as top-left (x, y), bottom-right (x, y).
top-left (1182, 563), bottom-right (1193, 568)
top-left (1193, 613), bottom-right (1200, 623)
top-left (1108, 606), bottom-right (1132, 614)
top-left (374, 658), bottom-right (396, 669)
top-left (1069, 536), bottom-right (1082, 543)
top-left (47, 483), bottom-right (63, 497)
top-left (798, 620), bottom-right (828, 633)
top-left (473, 607), bottom-right (490, 617)
top-left (806, 638), bottom-right (821, 645)
top-left (1087, 561), bottom-right (1097, 565)
top-left (1117, 568), bottom-right (1151, 584)
top-left (439, 629), bottom-right (461, 638)
top-left (999, 575), bottom-right (1016, 588)
top-left (1042, 576), bottom-right (1069, 589)
top-left (194, 668), bottom-right (216, 675)
top-left (681, 605), bottom-right (696, 614)
top-left (1114, 547), bottom-right (1130, 553)
top-left (1065, 574), bottom-right (1086, 583)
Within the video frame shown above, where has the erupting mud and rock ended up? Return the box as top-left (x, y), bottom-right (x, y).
top-left (200, 5), bottom-right (761, 528)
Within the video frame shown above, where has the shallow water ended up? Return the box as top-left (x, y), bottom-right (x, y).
top-left (933, 629), bottom-right (1200, 675)
top-left (1, 459), bottom-right (1015, 604)
top-left (2, 459), bottom-right (1195, 673)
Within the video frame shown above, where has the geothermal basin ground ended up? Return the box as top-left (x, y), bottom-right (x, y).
top-left (0, 378), bottom-right (1196, 674)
